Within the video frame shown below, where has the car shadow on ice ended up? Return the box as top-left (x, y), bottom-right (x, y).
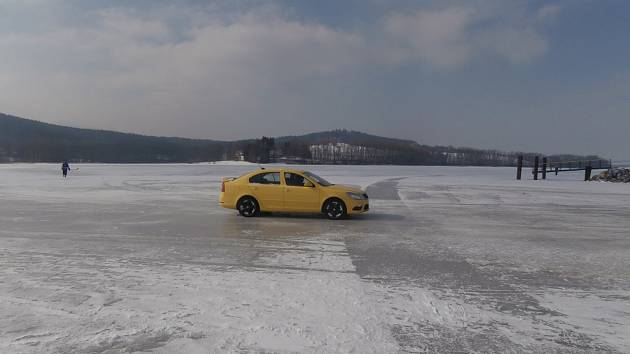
top-left (351, 213), bottom-right (405, 221)
top-left (236, 212), bottom-right (406, 221)
top-left (215, 212), bottom-right (407, 239)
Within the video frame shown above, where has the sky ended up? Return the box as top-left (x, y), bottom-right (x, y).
top-left (1, 0), bottom-right (629, 159)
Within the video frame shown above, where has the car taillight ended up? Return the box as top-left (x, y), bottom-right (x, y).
top-left (221, 181), bottom-right (225, 192)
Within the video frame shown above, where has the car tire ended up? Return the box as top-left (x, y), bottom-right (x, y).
top-left (323, 198), bottom-right (346, 220)
top-left (237, 196), bottom-right (260, 217)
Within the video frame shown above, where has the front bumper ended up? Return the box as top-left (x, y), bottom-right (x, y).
top-left (348, 200), bottom-right (369, 214)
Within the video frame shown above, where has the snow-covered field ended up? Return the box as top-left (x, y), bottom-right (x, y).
top-left (1, 163), bottom-right (629, 353)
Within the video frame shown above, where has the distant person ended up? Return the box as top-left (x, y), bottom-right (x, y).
top-left (62, 161), bottom-right (70, 178)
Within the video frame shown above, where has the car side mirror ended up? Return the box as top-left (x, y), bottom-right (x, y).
top-left (304, 180), bottom-right (315, 188)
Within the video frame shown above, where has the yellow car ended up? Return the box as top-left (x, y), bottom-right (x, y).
top-left (219, 168), bottom-right (369, 219)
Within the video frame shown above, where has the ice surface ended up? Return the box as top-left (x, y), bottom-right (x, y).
top-left (1, 164), bottom-right (629, 353)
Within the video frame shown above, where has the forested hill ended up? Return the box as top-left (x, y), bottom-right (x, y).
top-left (0, 113), bottom-right (228, 163)
top-left (0, 113), bottom-right (603, 165)
top-left (275, 130), bottom-right (419, 147)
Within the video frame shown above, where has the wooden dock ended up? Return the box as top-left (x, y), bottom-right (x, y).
top-left (516, 156), bottom-right (612, 181)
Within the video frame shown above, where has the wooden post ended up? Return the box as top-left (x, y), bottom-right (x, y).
top-left (542, 157), bottom-right (547, 180)
top-left (585, 165), bottom-right (592, 181)
top-left (516, 155), bottom-right (523, 180)
top-left (555, 167), bottom-right (559, 175)
top-left (533, 156), bottom-right (539, 180)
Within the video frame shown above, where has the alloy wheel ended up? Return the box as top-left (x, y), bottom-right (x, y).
top-left (238, 198), bottom-right (258, 217)
top-left (325, 199), bottom-right (345, 220)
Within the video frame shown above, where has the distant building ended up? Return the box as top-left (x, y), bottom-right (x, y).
top-left (233, 151), bottom-right (245, 161)
top-left (275, 156), bottom-right (310, 164)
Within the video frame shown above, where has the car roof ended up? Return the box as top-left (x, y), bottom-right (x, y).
top-left (249, 167), bottom-right (305, 174)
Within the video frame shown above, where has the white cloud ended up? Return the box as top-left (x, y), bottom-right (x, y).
top-left (536, 4), bottom-right (562, 22)
top-left (0, 6), bottom-right (365, 136)
top-left (382, 4), bottom-right (553, 69)
top-left (384, 7), bottom-right (476, 69)
top-left (0, 2), bottom-right (560, 138)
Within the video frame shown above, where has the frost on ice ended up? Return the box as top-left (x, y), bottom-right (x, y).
top-left (1, 164), bottom-right (629, 353)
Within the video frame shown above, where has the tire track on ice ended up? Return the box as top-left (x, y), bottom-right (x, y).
top-left (346, 177), bottom-right (618, 353)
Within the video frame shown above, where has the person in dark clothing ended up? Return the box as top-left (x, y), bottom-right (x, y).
top-left (62, 161), bottom-right (70, 178)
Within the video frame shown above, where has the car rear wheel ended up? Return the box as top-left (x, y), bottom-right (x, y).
top-left (237, 196), bottom-right (260, 217)
top-left (323, 198), bottom-right (346, 220)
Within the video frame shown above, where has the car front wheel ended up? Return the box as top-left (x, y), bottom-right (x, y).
top-left (237, 196), bottom-right (260, 217)
top-left (323, 198), bottom-right (346, 220)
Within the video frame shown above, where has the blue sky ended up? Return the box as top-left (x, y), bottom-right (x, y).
top-left (1, 0), bottom-right (629, 159)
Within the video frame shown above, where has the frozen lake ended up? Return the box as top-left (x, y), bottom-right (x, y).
top-left (1, 163), bottom-right (629, 353)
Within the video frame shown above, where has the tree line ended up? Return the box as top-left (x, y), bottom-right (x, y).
top-left (0, 114), bottom-right (605, 166)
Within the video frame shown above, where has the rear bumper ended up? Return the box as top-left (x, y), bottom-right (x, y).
top-left (220, 202), bottom-right (236, 210)
top-left (219, 193), bottom-right (236, 209)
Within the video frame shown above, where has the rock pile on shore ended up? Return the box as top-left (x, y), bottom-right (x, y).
top-left (591, 168), bottom-right (630, 183)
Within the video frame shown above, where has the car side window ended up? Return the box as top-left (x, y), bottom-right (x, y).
top-left (249, 172), bottom-right (280, 185)
top-left (284, 173), bottom-right (309, 187)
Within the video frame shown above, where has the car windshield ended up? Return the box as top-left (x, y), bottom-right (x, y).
top-left (304, 171), bottom-right (333, 187)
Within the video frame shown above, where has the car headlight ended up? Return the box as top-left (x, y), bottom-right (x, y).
top-left (346, 192), bottom-right (365, 200)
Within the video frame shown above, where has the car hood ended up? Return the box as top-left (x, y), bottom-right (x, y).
top-left (322, 184), bottom-right (365, 194)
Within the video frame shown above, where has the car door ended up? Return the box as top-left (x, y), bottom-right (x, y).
top-left (248, 172), bottom-right (283, 210)
top-left (283, 172), bottom-right (320, 212)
